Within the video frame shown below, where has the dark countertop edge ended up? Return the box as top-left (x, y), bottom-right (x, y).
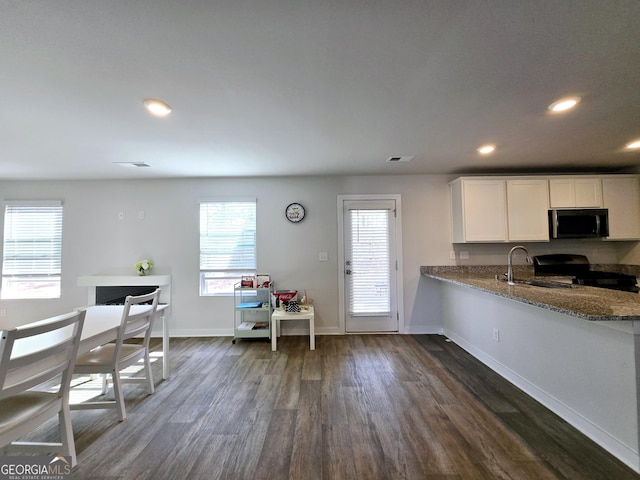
top-left (421, 267), bottom-right (640, 322)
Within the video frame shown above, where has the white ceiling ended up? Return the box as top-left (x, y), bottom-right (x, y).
top-left (1, 1), bottom-right (639, 180)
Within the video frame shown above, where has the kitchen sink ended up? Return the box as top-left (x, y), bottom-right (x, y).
top-left (522, 279), bottom-right (575, 289)
top-left (496, 274), bottom-right (575, 288)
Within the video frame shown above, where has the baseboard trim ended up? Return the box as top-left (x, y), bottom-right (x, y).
top-left (161, 326), bottom-right (346, 338)
top-left (159, 326), bottom-right (446, 338)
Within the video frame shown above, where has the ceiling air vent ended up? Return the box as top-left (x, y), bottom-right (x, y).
top-left (386, 155), bottom-right (414, 163)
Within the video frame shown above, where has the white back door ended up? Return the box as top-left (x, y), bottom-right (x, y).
top-left (341, 198), bottom-right (399, 333)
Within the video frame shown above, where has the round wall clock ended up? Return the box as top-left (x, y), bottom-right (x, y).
top-left (285, 203), bottom-right (305, 223)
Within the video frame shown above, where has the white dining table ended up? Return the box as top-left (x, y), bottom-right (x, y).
top-left (7, 304), bottom-right (170, 379)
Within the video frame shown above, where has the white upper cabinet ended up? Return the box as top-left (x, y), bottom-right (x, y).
top-left (450, 178), bottom-right (507, 243)
top-left (450, 175), bottom-right (638, 243)
top-left (549, 177), bottom-right (602, 208)
top-left (507, 179), bottom-right (550, 241)
top-left (548, 178), bottom-right (574, 207)
top-left (602, 176), bottom-right (640, 240)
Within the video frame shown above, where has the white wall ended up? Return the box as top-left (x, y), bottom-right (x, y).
top-left (0, 175), bottom-right (451, 334)
top-left (0, 175), bottom-right (636, 334)
top-left (619, 242), bottom-right (640, 265)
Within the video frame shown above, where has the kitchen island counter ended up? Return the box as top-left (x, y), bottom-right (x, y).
top-left (421, 265), bottom-right (640, 321)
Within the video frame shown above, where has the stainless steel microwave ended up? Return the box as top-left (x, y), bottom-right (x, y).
top-left (548, 208), bottom-right (609, 239)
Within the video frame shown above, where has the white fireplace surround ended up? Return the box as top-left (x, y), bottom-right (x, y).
top-left (77, 275), bottom-right (171, 306)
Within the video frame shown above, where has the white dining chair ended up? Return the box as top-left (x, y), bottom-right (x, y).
top-left (72, 288), bottom-right (160, 421)
top-left (0, 310), bottom-right (86, 466)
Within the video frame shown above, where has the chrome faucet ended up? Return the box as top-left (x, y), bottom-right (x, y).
top-left (507, 245), bottom-right (531, 285)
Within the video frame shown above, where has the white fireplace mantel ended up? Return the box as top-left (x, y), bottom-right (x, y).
top-left (77, 275), bottom-right (171, 305)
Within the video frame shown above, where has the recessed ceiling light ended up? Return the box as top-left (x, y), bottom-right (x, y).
top-left (548, 96), bottom-right (581, 113)
top-left (143, 99), bottom-right (172, 117)
top-left (625, 140), bottom-right (640, 150)
top-left (477, 144), bottom-right (496, 155)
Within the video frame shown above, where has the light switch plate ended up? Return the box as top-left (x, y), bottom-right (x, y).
top-left (319, 252), bottom-right (328, 262)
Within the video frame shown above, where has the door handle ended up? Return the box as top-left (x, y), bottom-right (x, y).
top-left (345, 269), bottom-right (352, 275)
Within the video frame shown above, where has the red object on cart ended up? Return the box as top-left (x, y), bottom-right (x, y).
top-left (274, 290), bottom-right (297, 303)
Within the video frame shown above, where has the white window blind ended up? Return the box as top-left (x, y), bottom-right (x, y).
top-left (348, 209), bottom-right (391, 315)
top-left (199, 200), bottom-right (256, 295)
top-left (1, 201), bottom-right (63, 299)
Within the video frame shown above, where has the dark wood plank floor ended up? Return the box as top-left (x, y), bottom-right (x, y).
top-left (24, 335), bottom-right (640, 479)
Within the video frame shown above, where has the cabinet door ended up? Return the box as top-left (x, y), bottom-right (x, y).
top-left (507, 179), bottom-right (549, 241)
top-left (549, 179), bottom-right (575, 207)
top-left (549, 178), bottom-right (603, 208)
top-left (574, 178), bottom-right (602, 207)
top-left (462, 180), bottom-right (507, 242)
top-left (603, 177), bottom-right (640, 240)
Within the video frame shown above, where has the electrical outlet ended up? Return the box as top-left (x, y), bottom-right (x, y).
top-left (0, 309), bottom-right (6, 317)
top-left (460, 251), bottom-right (470, 260)
top-left (449, 250), bottom-right (456, 260)
top-left (492, 328), bottom-right (500, 342)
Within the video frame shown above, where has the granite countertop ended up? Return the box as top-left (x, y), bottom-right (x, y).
top-left (421, 265), bottom-right (640, 321)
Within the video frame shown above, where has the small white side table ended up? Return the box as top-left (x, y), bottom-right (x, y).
top-left (271, 306), bottom-right (315, 351)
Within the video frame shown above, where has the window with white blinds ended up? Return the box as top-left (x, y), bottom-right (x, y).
top-left (348, 209), bottom-right (391, 314)
top-left (1, 201), bottom-right (63, 299)
top-left (199, 200), bottom-right (257, 295)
